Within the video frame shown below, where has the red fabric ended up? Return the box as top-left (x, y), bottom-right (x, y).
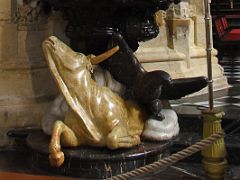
top-left (215, 16), bottom-right (240, 41)
top-left (229, 29), bottom-right (240, 34)
top-left (215, 18), bottom-right (225, 37)
top-left (221, 17), bottom-right (229, 30)
top-left (222, 33), bottom-right (240, 41)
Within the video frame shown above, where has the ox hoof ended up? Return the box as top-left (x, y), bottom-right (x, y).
top-left (49, 151), bottom-right (65, 167)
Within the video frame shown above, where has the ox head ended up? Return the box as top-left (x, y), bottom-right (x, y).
top-left (42, 36), bottom-right (119, 73)
top-left (42, 36), bottom-right (119, 141)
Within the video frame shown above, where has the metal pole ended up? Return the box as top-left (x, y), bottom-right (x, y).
top-left (202, 2), bottom-right (227, 178)
top-left (204, 0), bottom-right (214, 111)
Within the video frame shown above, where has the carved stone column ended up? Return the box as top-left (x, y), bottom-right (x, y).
top-left (166, 1), bottom-right (191, 68)
top-left (135, 9), bottom-right (188, 79)
top-left (0, 0), bottom-right (60, 147)
top-left (188, 0), bottom-right (229, 92)
top-left (135, 0), bottom-right (228, 94)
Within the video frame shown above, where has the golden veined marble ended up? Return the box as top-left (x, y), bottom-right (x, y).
top-left (42, 36), bottom-right (145, 167)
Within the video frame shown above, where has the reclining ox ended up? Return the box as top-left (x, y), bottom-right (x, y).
top-left (42, 36), bottom-right (145, 167)
top-left (42, 35), bottom-right (207, 167)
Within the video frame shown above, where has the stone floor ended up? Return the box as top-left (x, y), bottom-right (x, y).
top-left (0, 53), bottom-right (240, 179)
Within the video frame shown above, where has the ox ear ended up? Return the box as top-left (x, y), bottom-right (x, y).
top-left (90, 46), bottom-right (119, 65)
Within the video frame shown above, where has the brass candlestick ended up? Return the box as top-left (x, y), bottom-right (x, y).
top-left (202, 0), bottom-right (227, 179)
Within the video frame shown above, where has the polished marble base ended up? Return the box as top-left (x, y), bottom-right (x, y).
top-left (142, 109), bottom-right (179, 141)
top-left (26, 132), bottom-right (171, 179)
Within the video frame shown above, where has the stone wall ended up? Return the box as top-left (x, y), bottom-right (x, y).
top-left (0, 0), bottom-right (68, 147)
top-left (136, 0), bottom-right (228, 92)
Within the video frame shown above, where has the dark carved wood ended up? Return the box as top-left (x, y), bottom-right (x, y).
top-left (41, 0), bottom-right (173, 53)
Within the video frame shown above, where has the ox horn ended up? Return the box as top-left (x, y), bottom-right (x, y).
top-left (90, 46), bottom-right (119, 65)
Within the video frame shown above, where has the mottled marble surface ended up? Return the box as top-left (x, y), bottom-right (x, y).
top-left (26, 131), bottom-right (171, 179)
top-left (0, 148), bottom-right (203, 180)
top-left (0, 144), bottom-right (239, 180)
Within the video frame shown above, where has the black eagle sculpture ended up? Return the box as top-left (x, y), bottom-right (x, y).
top-left (101, 33), bottom-right (208, 120)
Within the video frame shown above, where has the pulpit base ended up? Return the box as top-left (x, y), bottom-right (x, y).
top-left (27, 132), bottom-right (171, 179)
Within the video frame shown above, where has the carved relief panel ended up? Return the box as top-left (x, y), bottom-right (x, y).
top-left (14, 0), bottom-right (48, 29)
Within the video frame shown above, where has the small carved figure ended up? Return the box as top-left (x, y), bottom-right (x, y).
top-left (15, 0), bottom-right (48, 26)
top-left (42, 36), bottom-right (145, 167)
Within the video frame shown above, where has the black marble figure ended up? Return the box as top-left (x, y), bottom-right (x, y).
top-left (103, 33), bottom-right (208, 120)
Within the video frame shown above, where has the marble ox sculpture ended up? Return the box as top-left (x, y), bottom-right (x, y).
top-left (42, 36), bottom-right (146, 167)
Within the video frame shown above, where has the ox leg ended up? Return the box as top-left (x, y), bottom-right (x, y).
top-left (106, 125), bottom-right (141, 149)
top-left (49, 120), bottom-right (79, 167)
